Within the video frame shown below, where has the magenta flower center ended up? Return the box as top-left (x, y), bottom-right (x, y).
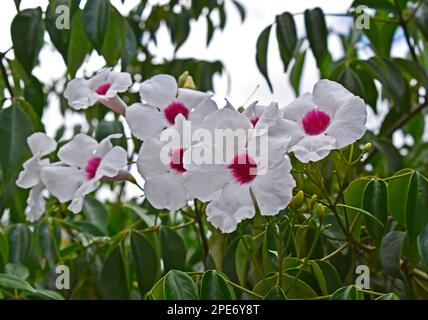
top-left (302, 109), bottom-right (331, 135)
top-left (163, 102), bottom-right (189, 125)
top-left (85, 156), bottom-right (102, 180)
top-left (228, 153), bottom-right (257, 185)
top-left (169, 148), bottom-right (186, 173)
top-left (250, 117), bottom-right (259, 127)
top-left (96, 82), bottom-right (111, 96)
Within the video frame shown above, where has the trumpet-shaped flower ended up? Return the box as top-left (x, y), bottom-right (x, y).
top-left (64, 69), bottom-right (132, 115)
top-left (126, 74), bottom-right (217, 140)
top-left (41, 134), bottom-right (128, 213)
top-left (183, 108), bottom-right (296, 233)
top-left (281, 80), bottom-right (367, 163)
top-left (16, 133), bottom-right (57, 222)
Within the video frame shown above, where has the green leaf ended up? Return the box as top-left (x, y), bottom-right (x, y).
top-left (160, 227), bottom-right (186, 273)
top-left (36, 221), bottom-right (59, 269)
top-left (83, 196), bottom-right (109, 235)
top-left (413, 0), bottom-right (428, 40)
top-left (102, 5), bottom-right (126, 66)
top-left (371, 136), bottom-right (404, 173)
top-left (304, 8), bottom-right (328, 67)
top-left (67, 10), bottom-right (92, 77)
top-left (360, 57), bottom-right (410, 112)
top-left (253, 273), bottom-right (317, 299)
top-left (338, 68), bottom-right (364, 98)
top-left (336, 204), bottom-right (384, 229)
top-left (7, 224), bottom-right (32, 264)
top-left (100, 244), bottom-right (129, 299)
top-left (0, 274), bottom-right (36, 293)
top-left (375, 293), bottom-right (400, 300)
top-left (231, 0), bottom-right (246, 22)
top-left (62, 220), bottom-right (105, 237)
top-left (290, 48), bottom-right (306, 97)
top-left (28, 288), bottom-right (65, 300)
top-left (276, 12), bottom-right (297, 72)
top-left (313, 260), bottom-right (341, 294)
top-left (167, 10), bottom-right (191, 52)
top-left (163, 270), bottom-right (198, 300)
top-left (364, 17), bottom-right (397, 57)
top-left (417, 223), bottom-right (428, 273)
top-left (235, 237), bottom-right (250, 286)
top-left (330, 285), bottom-right (359, 300)
top-left (256, 25), bottom-right (273, 92)
top-left (264, 286), bottom-right (287, 300)
top-left (130, 231), bottom-right (159, 295)
top-left (11, 8), bottom-right (44, 74)
top-left (83, 0), bottom-right (109, 53)
top-left (380, 231), bottom-right (405, 278)
top-left (344, 178), bottom-right (370, 239)
top-left (5, 262), bottom-right (29, 280)
top-left (362, 179), bottom-right (388, 248)
top-left (406, 172), bottom-right (428, 243)
top-left (121, 21), bottom-right (137, 70)
top-left (200, 271), bottom-right (234, 300)
top-left (0, 104), bottom-right (33, 182)
top-left (352, 0), bottom-right (396, 11)
top-left (387, 169), bottom-right (413, 225)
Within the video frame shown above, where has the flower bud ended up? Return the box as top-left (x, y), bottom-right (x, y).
top-left (183, 76), bottom-right (196, 90)
top-left (315, 203), bottom-right (326, 219)
top-left (178, 71), bottom-right (189, 87)
top-left (289, 191), bottom-right (304, 209)
top-left (362, 142), bottom-right (372, 154)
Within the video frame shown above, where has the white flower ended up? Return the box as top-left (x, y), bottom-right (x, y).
top-left (64, 69), bottom-right (132, 115)
top-left (282, 80), bottom-right (367, 163)
top-left (126, 74), bottom-right (217, 140)
top-left (137, 115), bottom-right (192, 211)
top-left (243, 101), bottom-right (290, 139)
top-left (16, 133), bottom-right (57, 222)
top-left (41, 134), bottom-right (128, 214)
top-left (183, 108), bottom-right (296, 233)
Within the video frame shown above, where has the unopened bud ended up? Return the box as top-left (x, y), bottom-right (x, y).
top-left (289, 191), bottom-right (304, 209)
top-left (178, 71), bottom-right (189, 87)
top-left (315, 203), bottom-right (326, 219)
top-left (237, 106), bottom-right (245, 113)
top-left (308, 194), bottom-right (317, 210)
top-left (362, 143), bottom-right (372, 154)
top-left (183, 76), bottom-right (196, 90)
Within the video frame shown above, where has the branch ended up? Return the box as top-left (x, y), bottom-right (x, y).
top-left (0, 52), bottom-right (15, 99)
top-left (395, 0), bottom-right (418, 62)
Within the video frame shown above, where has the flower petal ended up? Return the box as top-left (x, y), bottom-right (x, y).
top-left (177, 88), bottom-right (211, 111)
top-left (326, 96), bottom-right (367, 148)
top-left (144, 172), bottom-right (188, 211)
top-left (251, 159), bottom-right (295, 216)
top-left (95, 146), bottom-right (128, 179)
top-left (58, 134), bottom-right (98, 168)
top-left (282, 92), bottom-right (316, 123)
top-left (64, 78), bottom-right (98, 110)
top-left (206, 183), bottom-right (255, 233)
top-left (290, 134), bottom-right (336, 163)
top-left (41, 166), bottom-right (86, 203)
top-left (27, 133), bottom-right (57, 156)
top-left (188, 98), bottom-right (218, 126)
top-left (68, 179), bottom-right (100, 213)
top-left (16, 156), bottom-right (42, 189)
top-left (26, 183), bottom-right (45, 222)
top-left (139, 74), bottom-right (177, 108)
top-left (137, 138), bottom-right (171, 179)
top-left (125, 103), bottom-right (167, 140)
top-left (104, 71), bottom-right (132, 98)
top-left (95, 133), bottom-right (123, 157)
top-left (313, 79), bottom-right (355, 118)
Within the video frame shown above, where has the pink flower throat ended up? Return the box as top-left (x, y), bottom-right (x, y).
top-left (164, 102), bottom-right (189, 125)
top-left (169, 148), bottom-right (186, 173)
top-left (96, 82), bottom-right (111, 96)
top-left (85, 156), bottom-right (102, 180)
top-left (250, 117), bottom-right (259, 127)
top-left (302, 109), bottom-right (331, 135)
top-left (228, 153), bottom-right (257, 185)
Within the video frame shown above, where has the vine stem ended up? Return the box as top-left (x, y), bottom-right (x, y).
top-left (321, 242), bottom-right (349, 261)
top-left (395, 0), bottom-right (418, 62)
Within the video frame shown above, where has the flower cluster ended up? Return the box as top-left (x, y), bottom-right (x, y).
top-left (16, 69), bottom-right (367, 233)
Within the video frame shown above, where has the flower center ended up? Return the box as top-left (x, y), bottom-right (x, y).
top-left (85, 156), bottom-right (102, 180)
top-left (228, 153), bottom-right (257, 185)
top-left (250, 117), bottom-right (259, 127)
top-left (302, 109), bottom-right (331, 135)
top-left (169, 148), bottom-right (186, 173)
top-left (163, 102), bottom-right (189, 125)
top-left (96, 82), bottom-right (111, 96)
